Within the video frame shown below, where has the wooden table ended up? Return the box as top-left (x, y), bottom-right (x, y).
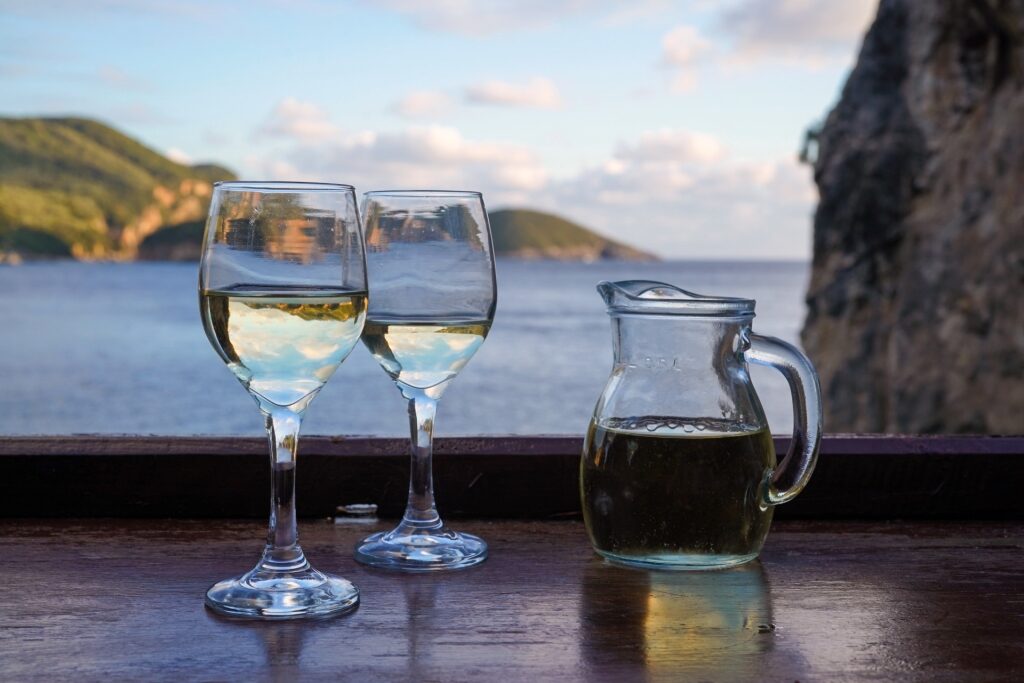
top-left (1, 518), bottom-right (1022, 681)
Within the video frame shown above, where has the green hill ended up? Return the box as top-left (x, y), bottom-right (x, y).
top-left (489, 208), bottom-right (655, 261)
top-left (139, 207), bottom-right (656, 262)
top-left (136, 219), bottom-right (207, 261)
top-left (0, 116), bottom-right (234, 259)
top-left (0, 117), bottom-right (651, 262)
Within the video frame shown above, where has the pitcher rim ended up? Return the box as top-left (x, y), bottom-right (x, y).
top-left (597, 280), bottom-right (756, 318)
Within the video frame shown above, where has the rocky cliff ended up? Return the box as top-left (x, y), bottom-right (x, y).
top-left (803, 0), bottom-right (1024, 433)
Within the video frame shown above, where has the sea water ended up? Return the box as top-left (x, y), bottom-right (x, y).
top-left (0, 260), bottom-right (808, 436)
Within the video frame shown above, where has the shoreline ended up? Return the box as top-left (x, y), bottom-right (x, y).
top-left (0, 254), bottom-right (811, 266)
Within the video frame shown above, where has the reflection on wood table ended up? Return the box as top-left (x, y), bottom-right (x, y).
top-left (0, 519), bottom-right (1022, 681)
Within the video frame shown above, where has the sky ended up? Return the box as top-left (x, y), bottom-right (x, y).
top-left (0, 0), bottom-right (877, 259)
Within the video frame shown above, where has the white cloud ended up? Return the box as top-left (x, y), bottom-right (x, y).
top-left (522, 128), bottom-right (814, 258)
top-left (660, 24), bottom-right (713, 93)
top-left (669, 71), bottom-right (698, 95)
top-left (244, 156), bottom-right (308, 181)
top-left (662, 25), bottom-right (712, 67)
top-left (165, 147), bottom-right (192, 164)
top-left (257, 97), bottom-right (339, 142)
top-left (250, 120), bottom-right (547, 200)
top-left (615, 129), bottom-right (724, 164)
top-left (718, 0), bottom-right (876, 66)
top-left (490, 163), bottom-right (547, 191)
top-left (657, 1), bottom-right (874, 94)
top-left (393, 90), bottom-right (452, 119)
top-left (464, 77), bottom-right (563, 109)
top-left (538, 151), bottom-right (814, 258)
top-left (245, 101), bottom-right (814, 258)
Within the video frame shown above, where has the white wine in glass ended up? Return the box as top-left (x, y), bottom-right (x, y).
top-left (199, 181), bottom-right (367, 619)
top-left (355, 190), bottom-right (497, 571)
top-left (202, 289), bottom-right (366, 409)
top-left (361, 320), bottom-right (490, 399)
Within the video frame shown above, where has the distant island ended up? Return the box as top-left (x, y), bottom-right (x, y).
top-left (489, 209), bottom-right (655, 261)
top-left (0, 116), bottom-right (654, 263)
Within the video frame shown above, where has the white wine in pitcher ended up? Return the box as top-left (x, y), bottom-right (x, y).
top-left (581, 417), bottom-right (775, 569)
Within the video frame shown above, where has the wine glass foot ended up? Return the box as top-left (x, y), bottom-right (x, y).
top-left (205, 566), bottom-right (359, 620)
top-left (355, 527), bottom-right (488, 572)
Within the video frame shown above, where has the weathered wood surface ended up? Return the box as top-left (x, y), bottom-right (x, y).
top-left (0, 519), bottom-right (1021, 682)
top-left (1, 435), bottom-right (1023, 518)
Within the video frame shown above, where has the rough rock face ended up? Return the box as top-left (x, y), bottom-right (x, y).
top-left (803, 0), bottom-right (1024, 433)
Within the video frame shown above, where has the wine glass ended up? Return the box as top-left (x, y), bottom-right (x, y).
top-left (354, 190), bottom-right (497, 571)
top-left (199, 181), bottom-right (367, 618)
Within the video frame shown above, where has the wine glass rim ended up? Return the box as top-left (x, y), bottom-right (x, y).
top-left (364, 189), bottom-right (483, 198)
top-left (214, 181), bottom-right (355, 192)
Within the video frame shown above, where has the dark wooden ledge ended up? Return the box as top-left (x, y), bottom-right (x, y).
top-left (2, 435), bottom-right (1023, 518)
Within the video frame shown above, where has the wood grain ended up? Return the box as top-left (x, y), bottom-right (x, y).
top-left (0, 519), bottom-right (1022, 681)
top-left (1, 435), bottom-right (1023, 518)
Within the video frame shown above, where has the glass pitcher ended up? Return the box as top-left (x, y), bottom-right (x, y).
top-left (581, 280), bottom-right (822, 570)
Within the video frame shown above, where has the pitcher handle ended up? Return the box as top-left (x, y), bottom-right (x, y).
top-left (744, 334), bottom-right (823, 505)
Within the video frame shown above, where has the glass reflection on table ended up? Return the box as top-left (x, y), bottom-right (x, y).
top-left (581, 560), bottom-right (774, 679)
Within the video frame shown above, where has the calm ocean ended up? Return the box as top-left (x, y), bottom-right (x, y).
top-left (0, 260), bottom-right (809, 436)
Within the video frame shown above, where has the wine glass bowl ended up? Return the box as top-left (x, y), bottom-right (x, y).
top-left (199, 181), bottom-right (367, 618)
top-left (355, 190), bottom-right (497, 571)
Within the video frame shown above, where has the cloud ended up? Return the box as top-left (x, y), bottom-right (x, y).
top-left (718, 0), bottom-right (876, 66)
top-left (256, 97), bottom-right (338, 142)
top-left (615, 129), bottom-right (724, 164)
top-left (662, 25), bottom-right (711, 66)
top-left (464, 77), bottom-right (563, 109)
top-left (244, 100), bottom-right (814, 258)
top-left (393, 90), bottom-right (451, 119)
top-left (524, 128), bottom-right (814, 258)
top-left (657, 1), bottom-right (874, 94)
top-left (661, 24), bottom-right (713, 93)
top-left (539, 146), bottom-right (814, 258)
top-left (249, 120), bottom-right (548, 199)
top-left (165, 147), bottom-right (192, 164)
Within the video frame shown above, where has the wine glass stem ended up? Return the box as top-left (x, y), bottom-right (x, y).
top-left (403, 396), bottom-right (441, 528)
top-left (263, 408), bottom-right (307, 569)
